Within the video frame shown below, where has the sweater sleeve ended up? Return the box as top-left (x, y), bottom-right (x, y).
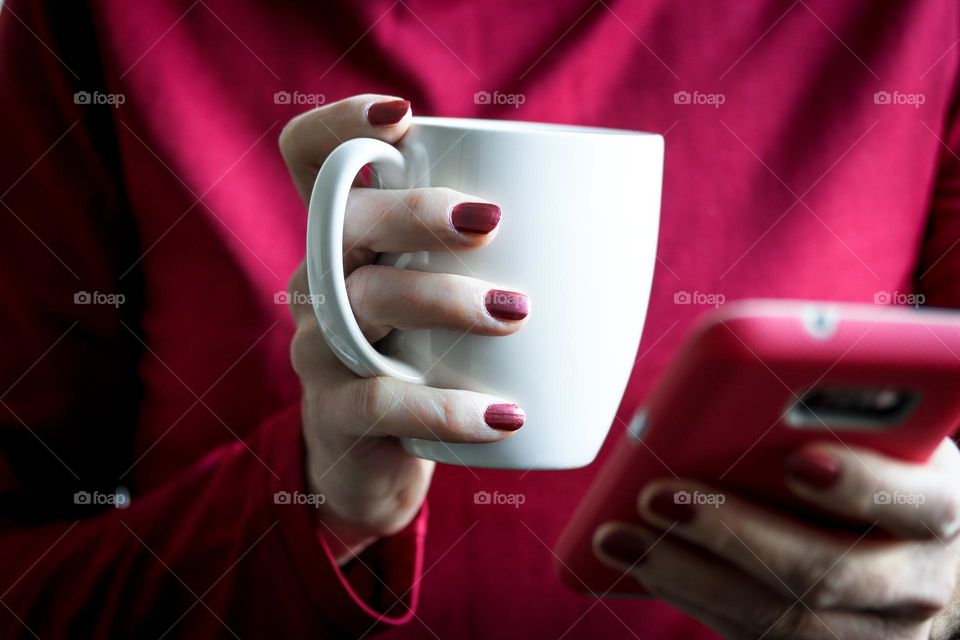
top-left (0, 1), bottom-right (425, 637)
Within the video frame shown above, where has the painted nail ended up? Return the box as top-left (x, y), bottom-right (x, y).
top-left (484, 289), bottom-right (529, 321)
top-left (367, 99), bottom-right (410, 127)
top-left (452, 202), bottom-right (501, 234)
top-left (647, 489), bottom-right (697, 524)
top-left (484, 403), bottom-right (525, 431)
top-left (598, 529), bottom-right (649, 566)
top-left (784, 450), bottom-right (842, 489)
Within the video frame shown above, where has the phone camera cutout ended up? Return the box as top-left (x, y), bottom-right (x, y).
top-left (784, 386), bottom-right (919, 430)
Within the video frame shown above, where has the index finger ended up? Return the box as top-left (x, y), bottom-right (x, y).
top-left (279, 94), bottom-right (412, 201)
top-left (636, 479), bottom-right (953, 611)
top-left (782, 438), bottom-right (960, 540)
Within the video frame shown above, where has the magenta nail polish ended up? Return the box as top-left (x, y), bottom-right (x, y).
top-left (452, 202), bottom-right (501, 234)
top-left (367, 99), bottom-right (410, 126)
top-left (484, 403), bottom-right (525, 431)
top-left (484, 290), bottom-right (529, 321)
top-left (598, 529), bottom-right (649, 565)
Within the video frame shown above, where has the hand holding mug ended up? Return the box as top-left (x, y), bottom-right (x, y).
top-left (281, 95), bottom-right (528, 561)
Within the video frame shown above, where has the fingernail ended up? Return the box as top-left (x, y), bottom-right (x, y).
top-left (647, 489), bottom-right (697, 524)
top-left (484, 289), bottom-right (529, 321)
top-left (451, 202), bottom-right (501, 234)
top-left (484, 403), bottom-right (525, 431)
top-left (598, 529), bottom-right (649, 566)
top-left (784, 450), bottom-right (842, 489)
top-left (367, 99), bottom-right (410, 127)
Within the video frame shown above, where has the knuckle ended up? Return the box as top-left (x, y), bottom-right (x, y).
top-left (280, 104), bottom-right (330, 149)
top-left (278, 117), bottom-right (302, 163)
top-left (278, 120), bottom-right (294, 155)
top-left (428, 393), bottom-right (457, 433)
top-left (329, 98), bottom-right (358, 132)
top-left (437, 391), bottom-right (463, 436)
top-left (289, 330), bottom-right (309, 376)
top-left (289, 321), bottom-right (322, 377)
top-left (932, 490), bottom-right (960, 536)
top-left (355, 377), bottom-right (388, 424)
top-left (401, 189), bottom-right (430, 226)
top-left (799, 556), bottom-right (855, 608)
top-left (344, 265), bottom-right (382, 313)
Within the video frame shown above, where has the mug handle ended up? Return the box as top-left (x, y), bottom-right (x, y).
top-left (305, 137), bottom-right (426, 384)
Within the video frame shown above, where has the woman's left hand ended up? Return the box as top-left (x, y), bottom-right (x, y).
top-left (595, 438), bottom-right (960, 639)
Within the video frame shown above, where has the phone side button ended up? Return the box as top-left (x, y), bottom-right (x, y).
top-left (627, 409), bottom-right (648, 443)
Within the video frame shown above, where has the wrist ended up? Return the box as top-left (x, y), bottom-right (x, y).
top-left (303, 452), bottom-right (380, 564)
top-left (315, 500), bottom-right (381, 565)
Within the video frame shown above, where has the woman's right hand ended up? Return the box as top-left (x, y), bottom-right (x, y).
top-left (279, 95), bottom-right (530, 563)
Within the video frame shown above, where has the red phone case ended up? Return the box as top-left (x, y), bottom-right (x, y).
top-left (554, 299), bottom-right (960, 597)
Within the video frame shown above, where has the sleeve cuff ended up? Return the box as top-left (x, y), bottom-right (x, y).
top-left (259, 403), bottom-right (427, 634)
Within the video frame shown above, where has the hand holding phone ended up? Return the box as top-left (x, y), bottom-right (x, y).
top-left (555, 300), bottom-right (960, 597)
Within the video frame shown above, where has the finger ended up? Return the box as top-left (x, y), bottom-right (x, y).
top-left (345, 264), bottom-right (529, 342)
top-left (331, 376), bottom-right (525, 442)
top-left (783, 439), bottom-right (960, 540)
top-left (286, 261), bottom-right (313, 324)
top-left (594, 522), bottom-right (794, 635)
top-left (344, 187), bottom-right (501, 253)
top-left (280, 94), bottom-right (412, 201)
top-left (636, 480), bottom-right (955, 612)
top-left (594, 522), bottom-right (927, 640)
top-left (595, 524), bottom-right (931, 638)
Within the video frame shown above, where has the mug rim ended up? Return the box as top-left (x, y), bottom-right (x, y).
top-left (410, 116), bottom-right (658, 138)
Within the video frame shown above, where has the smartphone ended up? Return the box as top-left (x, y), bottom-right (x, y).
top-left (554, 299), bottom-right (960, 597)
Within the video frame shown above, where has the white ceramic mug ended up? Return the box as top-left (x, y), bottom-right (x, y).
top-left (306, 117), bottom-right (663, 469)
